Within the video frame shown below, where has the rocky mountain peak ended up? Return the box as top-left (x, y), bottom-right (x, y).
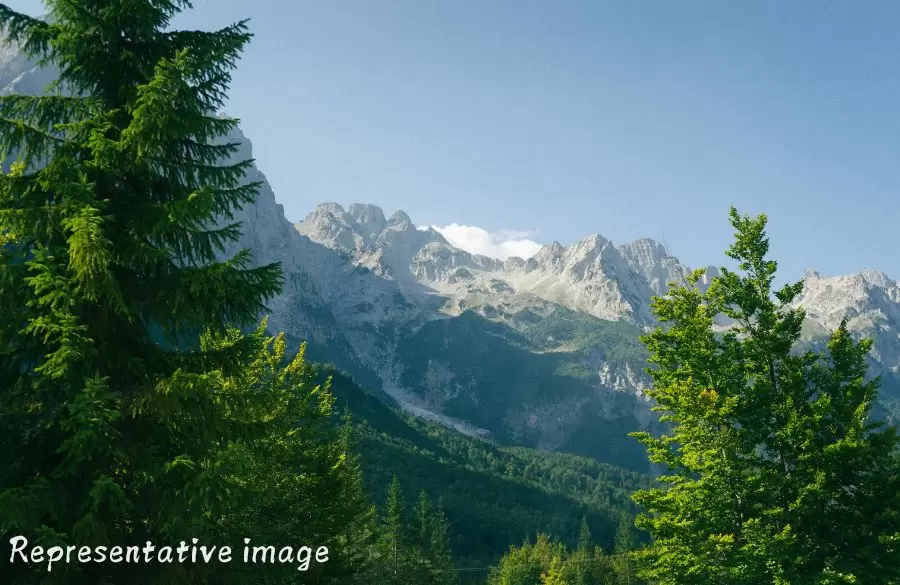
top-left (564, 234), bottom-right (621, 278)
top-left (620, 237), bottom-right (670, 262)
top-left (794, 270), bottom-right (900, 368)
top-left (298, 203), bottom-right (432, 248)
top-left (856, 269), bottom-right (895, 289)
top-left (547, 241), bottom-right (564, 253)
top-left (530, 241), bottom-right (565, 270)
top-left (387, 210), bottom-right (414, 231)
top-left (575, 233), bottom-right (613, 254)
top-left (314, 202), bottom-right (347, 215)
top-left (295, 202), bottom-right (359, 251)
top-left (348, 203), bottom-right (387, 235)
top-left (618, 237), bottom-right (688, 296)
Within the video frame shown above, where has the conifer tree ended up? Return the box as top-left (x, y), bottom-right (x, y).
top-left (385, 476), bottom-right (407, 569)
top-left (427, 500), bottom-right (458, 585)
top-left (577, 516), bottom-right (593, 556)
top-left (572, 517), bottom-right (622, 585)
top-left (0, 2), bottom-right (373, 584)
top-left (631, 208), bottom-right (900, 584)
top-left (370, 483), bottom-right (457, 585)
top-left (374, 476), bottom-right (415, 585)
top-left (571, 516), bottom-right (594, 585)
top-left (610, 512), bottom-right (637, 585)
top-left (612, 513), bottom-right (635, 555)
top-left (414, 489), bottom-right (433, 554)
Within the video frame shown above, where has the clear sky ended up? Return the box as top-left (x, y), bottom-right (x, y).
top-left (6, 1), bottom-right (900, 280)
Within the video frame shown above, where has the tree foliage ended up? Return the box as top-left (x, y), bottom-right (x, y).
top-left (487, 529), bottom-right (643, 585)
top-left (0, 2), bottom-right (370, 583)
top-left (212, 334), bottom-right (375, 585)
top-left (369, 477), bottom-right (458, 585)
top-left (631, 208), bottom-right (900, 584)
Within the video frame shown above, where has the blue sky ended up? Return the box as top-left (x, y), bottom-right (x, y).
top-left (7, 1), bottom-right (900, 280)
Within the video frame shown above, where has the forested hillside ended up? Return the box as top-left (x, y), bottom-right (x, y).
top-left (321, 366), bottom-right (650, 567)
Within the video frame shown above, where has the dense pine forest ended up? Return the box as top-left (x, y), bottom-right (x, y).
top-left (1, 2), bottom-right (898, 584)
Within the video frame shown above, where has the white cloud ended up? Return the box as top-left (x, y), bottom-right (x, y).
top-left (419, 223), bottom-right (543, 260)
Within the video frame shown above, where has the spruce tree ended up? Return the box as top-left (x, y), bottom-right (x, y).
top-left (572, 516), bottom-right (594, 585)
top-left (577, 516), bottom-right (593, 556)
top-left (610, 512), bottom-right (637, 585)
top-left (0, 2), bottom-right (369, 584)
top-left (631, 208), bottom-right (900, 584)
top-left (414, 489), bottom-right (433, 555)
top-left (375, 476), bottom-right (413, 585)
top-left (427, 500), bottom-right (458, 585)
top-left (612, 512), bottom-right (635, 555)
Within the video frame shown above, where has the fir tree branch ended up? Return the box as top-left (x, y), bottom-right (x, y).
top-left (0, 5), bottom-right (52, 57)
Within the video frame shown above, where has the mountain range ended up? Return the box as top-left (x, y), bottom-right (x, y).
top-left (207, 120), bottom-right (900, 466)
top-left (3, 35), bottom-right (898, 473)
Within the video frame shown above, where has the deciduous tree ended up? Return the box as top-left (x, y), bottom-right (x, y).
top-left (631, 208), bottom-right (900, 584)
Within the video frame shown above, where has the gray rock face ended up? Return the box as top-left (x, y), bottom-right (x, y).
top-left (795, 270), bottom-right (900, 372)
